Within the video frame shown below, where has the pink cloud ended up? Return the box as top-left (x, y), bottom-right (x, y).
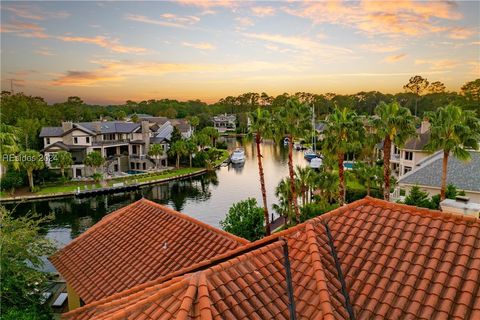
top-left (251, 6), bottom-right (275, 17)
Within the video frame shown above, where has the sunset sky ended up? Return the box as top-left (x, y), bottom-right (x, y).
top-left (1, 1), bottom-right (479, 104)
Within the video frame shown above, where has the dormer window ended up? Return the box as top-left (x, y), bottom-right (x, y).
top-left (86, 137), bottom-right (90, 143)
top-left (46, 138), bottom-right (50, 144)
top-left (74, 137), bottom-right (78, 144)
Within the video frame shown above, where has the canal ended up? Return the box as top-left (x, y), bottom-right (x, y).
top-left (4, 138), bottom-right (308, 271)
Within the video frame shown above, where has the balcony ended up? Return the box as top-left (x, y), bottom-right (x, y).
top-left (92, 139), bottom-right (130, 146)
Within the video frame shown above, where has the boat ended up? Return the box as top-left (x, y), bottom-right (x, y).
top-left (309, 157), bottom-right (322, 169)
top-left (230, 148), bottom-right (246, 164)
top-left (304, 149), bottom-right (318, 161)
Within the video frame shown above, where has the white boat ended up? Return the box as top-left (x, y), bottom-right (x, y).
top-left (310, 157), bottom-right (322, 169)
top-left (230, 148), bottom-right (246, 164)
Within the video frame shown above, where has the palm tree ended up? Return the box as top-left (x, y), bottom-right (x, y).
top-left (169, 140), bottom-right (188, 168)
top-left (247, 108), bottom-right (273, 235)
top-left (275, 98), bottom-right (311, 223)
top-left (148, 144), bottom-right (165, 169)
top-left (273, 178), bottom-right (292, 224)
top-left (52, 151), bottom-right (73, 178)
top-left (193, 133), bottom-right (210, 150)
top-left (201, 127), bottom-right (219, 147)
top-left (19, 150), bottom-right (45, 191)
top-left (188, 116), bottom-right (200, 134)
top-left (295, 166), bottom-right (314, 206)
top-left (321, 108), bottom-right (364, 205)
top-left (185, 139), bottom-right (197, 168)
top-left (311, 170), bottom-right (339, 204)
top-left (84, 151), bottom-right (105, 175)
top-left (424, 104), bottom-right (480, 200)
top-left (353, 162), bottom-right (382, 196)
top-left (0, 124), bottom-right (21, 172)
top-left (373, 101), bottom-right (417, 201)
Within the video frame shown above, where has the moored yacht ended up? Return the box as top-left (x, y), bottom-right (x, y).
top-left (230, 148), bottom-right (246, 164)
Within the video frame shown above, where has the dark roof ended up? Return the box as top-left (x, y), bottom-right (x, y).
top-left (78, 122), bottom-right (140, 134)
top-left (404, 131), bottom-right (431, 150)
top-left (399, 150), bottom-right (480, 192)
top-left (138, 116), bottom-right (169, 125)
top-left (39, 127), bottom-right (63, 137)
top-left (63, 197), bottom-right (480, 319)
top-left (49, 199), bottom-right (248, 304)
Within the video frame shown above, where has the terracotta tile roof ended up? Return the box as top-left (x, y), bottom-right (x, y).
top-left (49, 199), bottom-right (248, 304)
top-left (62, 197), bottom-right (480, 319)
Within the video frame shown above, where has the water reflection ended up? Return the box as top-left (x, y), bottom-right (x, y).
top-left (3, 138), bottom-right (308, 255)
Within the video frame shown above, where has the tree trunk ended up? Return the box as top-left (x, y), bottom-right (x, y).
top-left (189, 154), bottom-right (192, 168)
top-left (288, 135), bottom-right (300, 223)
top-left (338, 153), bottom-right (345, 205)
top-left (366, 182), bottom-right (371, 197)
top-left (28, 169), bottom-right (34, 192)
top-left (61, 167), bottom-right (65, 178)
top-left (176, 155), bottom-right (180, 169)
top-left (256, 133), bottom-right (270, 236)
top-left (440, 150), bottom-right (449, 200)
top-left (383, 137), bottom-right (392, 201)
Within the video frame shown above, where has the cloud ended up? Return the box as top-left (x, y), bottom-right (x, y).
top-left (448, 27), bottom-right (476, 40)
top-left (251, 6), bottom-right (275, 17)
top-left (182, 42), bottom-right (216, 50)
top-left (235, 17), bottom-right (254, 28)
top-left (242, 32), bottom-right (352, 59)
top-left (35, 47), bottom-right (56, 56)
top-left (383, 53), bottom-right (407, 63)
top-left (2, 4), bottom-right (70, 20)
top-left (415, 59), bottom-right (457, 70)
top-left (51, 59), bottom-right (299, 86)
top-left (58, 35), bottom-right (147, 53)
top-left (360, 43), bottom-right (402, 53)
top-left (0, 21), bottom-right (49, 38)
top-left (176, 0), bottom-right (237, 9)
top-left (282, 0), bottom-right (462, 37)
top-left (125, 13), bottom-right (199, 28)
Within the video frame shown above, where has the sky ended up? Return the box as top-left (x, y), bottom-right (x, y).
top-left (1, 0), bottom-right (479, 105)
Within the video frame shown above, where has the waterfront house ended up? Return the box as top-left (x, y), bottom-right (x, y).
top-left (398, 150), bottom-right (480, 202)
top-left (39, 120), bottom-right (173, 178)
top-left (49, 199), bottom-right (248, 310)
top-left (212, 113), bottom-right (236, 133)
top-left (390, 119), bottom-right (431, 177)
top-left (138, 115), bottom-right (193, 139)
top-left (53, 197), bottom-right (479, 318)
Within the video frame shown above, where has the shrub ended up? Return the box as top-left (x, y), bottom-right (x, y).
top-left (300, 202), bottom-right (339, 222)
top-left (1, 169), bottom-right (26, 194)
top-left (220, 198), bottom-right (265, 241)
top-left (345, 188), bottom-right (367, 203)
top-left (405, 186), bottom-right (431, 208)
top-left (192, 151), bottom-right (207, 167)
top-left (215, 141), bottom-right (228, 150)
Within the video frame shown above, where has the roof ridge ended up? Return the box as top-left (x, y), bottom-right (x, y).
top-left (176, 274), bottom-right (199, 319)
top-left (305, 223), bottom-right (336, 320)
top-left (140, 198), bottom-right (249, 244)
top-left (364, 196), bottom-right (480, 224)
top-left (309, 197), bottom-right (372, 223)
top-left (197, 273), bottom-right (213, 320)
top-left (104, 276), bottom-right (192, 320)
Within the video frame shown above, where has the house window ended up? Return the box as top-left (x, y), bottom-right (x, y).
top-left (131, 163), bottom-right (135, 169)
top-left (46, 138), bottom-right (50, 144)
top-left (404, 151), bottom-right (413, 161)
top-left (86, 137), bottom-right (90, 143)
top-left (74, 137), bottom-right (78, 144)
top-left (404, 166), bottom-right (412, 175)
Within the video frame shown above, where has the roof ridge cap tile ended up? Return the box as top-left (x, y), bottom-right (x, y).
top-left (197, 272), bottom-right (213, 320)
top-left (304, 223), bottom-right (336, 320)
top-left (176, 274), bottom-right (200, 320)
top-left (105, 276), bottom-right (192, 320)
top-left (140, 198), bottom-right (249, 244)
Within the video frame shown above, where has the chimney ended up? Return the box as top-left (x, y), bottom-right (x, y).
top-left (92, 121), bottom-right (102, 133)
top-left (62, 121), bottom-right (73, 133)
top-left (420, 118), bottom-right (430, 134)
top-left (141, 121), bottom-right (150, 152)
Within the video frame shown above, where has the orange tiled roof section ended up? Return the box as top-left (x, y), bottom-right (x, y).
top-left (62, 197), bottom-right (480, 319)
top-left (49, 198), bottom-right (248, 304)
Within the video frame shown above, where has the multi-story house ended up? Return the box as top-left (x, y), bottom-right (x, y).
top-left (40, 120), bottom-right (169, 178)
top-left (390, 119), bottom-right (431, 178)
top-left (212, 113), bottom-right (236, 133)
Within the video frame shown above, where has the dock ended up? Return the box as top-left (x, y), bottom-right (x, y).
top-left (75, 183), bottom-right (139, 198)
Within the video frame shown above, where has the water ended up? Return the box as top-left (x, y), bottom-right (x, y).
top-left (3, 138), bottom-right (308, 272)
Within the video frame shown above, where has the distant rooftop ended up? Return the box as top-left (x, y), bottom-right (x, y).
top-left (399, 150), bottom-right (480, 192)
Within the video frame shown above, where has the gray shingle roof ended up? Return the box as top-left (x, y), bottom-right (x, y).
top-left (39, 127), bottom-right (63, 137)
top-left (399, 150), bottom-right (480, 192)
top-left (404, 132), bottom-right (431, 151)
top-left (77, 122), bottom-right (140, 134)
